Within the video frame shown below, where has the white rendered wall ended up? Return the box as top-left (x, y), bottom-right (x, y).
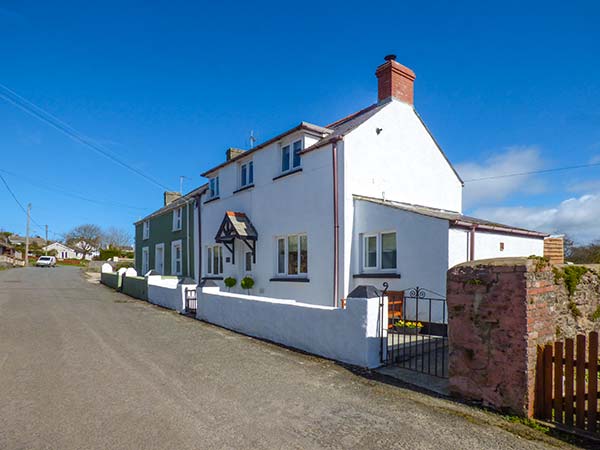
top-left (147, 275), bottom-right (196, 312)
top-left (350, 199), bottom-right (449, 323)
top-left (200, 130), bottom-right (335, 306)
top-left (197, 286), bottom-right (385, 368)
top-left (342, 100), bottom-right (463, 213)
top-left (473, 231), bottom-right (544, 260)
top-left (448, 227), bottom-right (544, 265)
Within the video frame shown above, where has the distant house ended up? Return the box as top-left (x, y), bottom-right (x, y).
top-left (42, 242), bottom-right (97, 260)
top-left (8, 234), bottom-right (46, 248)
top-left (134, 187), bottom-right (206, 277)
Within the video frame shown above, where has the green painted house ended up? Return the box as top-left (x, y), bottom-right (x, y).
top-left (134, 186), bottom-right (206, 279)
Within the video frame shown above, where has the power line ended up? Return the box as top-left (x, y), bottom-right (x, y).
top-left (0, 83), bottom-right (172, 191)
top-left (0, 168), bottom-right (148, 211)
top-left (463, 161), bottom-right (600, 183)
top-left (0, 173), bottom-right (46, 232)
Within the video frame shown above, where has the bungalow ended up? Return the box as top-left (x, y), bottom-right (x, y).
top-left (192, 55), bottom-right (548, 312)
top-left (42, 241), bottom-right (99, 260)
top-left (134, 187), bottom-right (206, 277)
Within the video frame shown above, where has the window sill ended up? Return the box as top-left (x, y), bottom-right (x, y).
top-left (233, 184), bottom-right (254, 194)
top-left (204, 196), bottom-right (220, 205)
top-left (172, 228), bottom-right (182, 232)
top-left (272, 167), bottom-right (302, 181)
top-left (270, 277), bottom-right (310, 283)
top-left (202, 276), bottom-right (223, 280)
top-left (353, 273), bottom-right (401, 279)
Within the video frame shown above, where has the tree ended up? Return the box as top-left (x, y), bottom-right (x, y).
top-left (65, 224), bottom-right (103, 260)
top-left (103, 227), bottom-right (132, 249)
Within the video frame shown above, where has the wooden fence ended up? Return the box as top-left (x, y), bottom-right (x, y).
top-left (535, 331), bottom-right (599, 435)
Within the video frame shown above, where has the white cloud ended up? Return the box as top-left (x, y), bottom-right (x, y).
top-left (456, 146), bottom-right (546, 209)
top-left (473, 194), bottom-right (600, 243)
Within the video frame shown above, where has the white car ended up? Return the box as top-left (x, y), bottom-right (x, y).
top-left (36, 256), bottom-right (57, 267)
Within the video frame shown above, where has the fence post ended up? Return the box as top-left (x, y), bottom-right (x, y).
top-left (553, 341), bottom-right (564, 424)
top-left (535, 346), bottom-right (545, 418)
top-left (576, 334), bottom-right (586, 429)
top-left (589, 331), bottom-right (598, 433)
top-left (565, 338), bottom-right (574, 426)
top-left (543, 344), bottom-right (553, 420)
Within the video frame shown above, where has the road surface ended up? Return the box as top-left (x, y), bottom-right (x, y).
top-left (0, 267), bottom-right (573, 449)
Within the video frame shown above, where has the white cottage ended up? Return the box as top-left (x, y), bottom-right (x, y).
top-left (193, 55), bottom-right (547, 313)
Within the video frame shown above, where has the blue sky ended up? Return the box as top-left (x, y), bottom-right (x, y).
top-left (1, 1), bottom-right (599, 242)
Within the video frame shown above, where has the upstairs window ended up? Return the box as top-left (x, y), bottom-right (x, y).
top-left (142, 221), bottom-right (150, 240)
top-left (362, 232), bottom-right (397, 271)
top-left (281, 139), bottom-right (303, 173)
top-left (240, 161), bottom-right (254, 187)
top-left (276, 234), bottom-right (308, 276)
top-left (172, 207), bottom-right (182, 231)
top-left (208, 176), bottom-right (220, 199)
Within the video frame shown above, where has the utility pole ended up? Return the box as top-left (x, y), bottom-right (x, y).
top-left (45, 224), bottom-right (48, 255)
top-left (25, 203), bottom-right (31, 267)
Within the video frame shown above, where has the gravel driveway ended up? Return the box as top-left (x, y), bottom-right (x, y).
top-left (0, 267), bottom-right (575, 449)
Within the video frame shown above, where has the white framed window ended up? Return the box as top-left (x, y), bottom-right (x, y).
top-left (240, 160), bottom-right (254, 187)
top-left (362, 231), bottom-right (397, 271)
top-left (172, 207), bottom-right (183, 231)
top-left (208, 176), bottom-right (220, 199)
top-left (141, 246), bottom-right (149, 274)
top-left (142, 221), bottom-right (150, 240)
top-left (275, 234), bottom-right (308, 276)
top-left (206, 244), bottom-right (223, 275)
top-left (155, 243), bottom-right (165, 275)
top-left (281, 139), bottom-right (303, 173)
top-left (171, 240), bottom-right (183, 276)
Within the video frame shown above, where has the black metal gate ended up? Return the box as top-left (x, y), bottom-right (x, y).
top-left (380, 284), bottom-right (448, 378)
top-left (185, 287), bottom-right (197, 314)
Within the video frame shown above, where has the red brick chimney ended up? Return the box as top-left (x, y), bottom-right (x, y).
top-left (375, 55), bottom-right (416, 105)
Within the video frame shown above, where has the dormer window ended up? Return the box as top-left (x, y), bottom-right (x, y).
top-left (281, 139), bottom-right (303, 173)
top-left (240, 161), bottom-right (254, 187)
top-left (208, 176), bottom-right (220, 199)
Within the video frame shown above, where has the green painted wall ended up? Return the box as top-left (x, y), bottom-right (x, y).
top-left (134, 202), bottom-right (195, 278)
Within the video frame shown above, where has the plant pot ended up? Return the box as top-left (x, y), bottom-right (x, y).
top-left (394, 327), bottom-right (420, 335)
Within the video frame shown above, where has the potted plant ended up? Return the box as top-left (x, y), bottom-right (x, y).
top-left (393, 319), bottom-right (423, 335)
top-left (240, 276), bottom-right (254, 295)
top-left (224, 276), bottom-right (237, 292)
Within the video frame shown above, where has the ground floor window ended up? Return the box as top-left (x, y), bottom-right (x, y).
top-left (171, 240), bottom-right (183, 275)
top-left (206, 244), bottom-right (223, 275)
top-left (362, 231), bottom-right (397, 271)
top-left (142, 246), bottom-right (149, 274)
top-left (276, 234), bottom-right (308, 276)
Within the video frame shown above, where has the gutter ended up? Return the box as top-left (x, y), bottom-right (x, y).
top-left (452, 220), bottom-right (548, 238)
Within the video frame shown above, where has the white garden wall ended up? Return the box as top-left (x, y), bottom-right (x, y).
top-left (197, 286), bottom-right (385, 368)
top-left (147, 275), bottom-right (196, 312)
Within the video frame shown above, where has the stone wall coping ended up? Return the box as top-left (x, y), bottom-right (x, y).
top-left (451, 257), bottom-right (532, 269)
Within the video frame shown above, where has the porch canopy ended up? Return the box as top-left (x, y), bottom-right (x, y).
top-left (215, 211), bottom-right (258, 264)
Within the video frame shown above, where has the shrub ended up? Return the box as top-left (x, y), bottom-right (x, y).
top-left (224, 277), bottom-right (237, 291)
top-left (240, 276), bottom-right (254, 294)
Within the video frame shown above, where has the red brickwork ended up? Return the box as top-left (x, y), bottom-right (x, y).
top-left (447, 258), bottom-right (556, 417)
top-left (375, 59), bottom-right (416, 105)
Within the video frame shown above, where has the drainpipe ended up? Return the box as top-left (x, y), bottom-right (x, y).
top-left (469, 225), bottom-right (477, 261)
top-left (196, 193), bottom-right (203, 283)
top-left (186, 200), bottom-right (191, 277)
top-left (331, 137), bottom-right (342, 307)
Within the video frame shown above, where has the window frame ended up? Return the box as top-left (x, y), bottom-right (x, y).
top-left (142, 221), bottom-right (150, 240)
top-left (275, 233), bottom-right (308, 277)
top-left (155, 243), bottom-right (165, 274)
top-left (208, 176), bottom-right (220, 199)
top-left (206, 244), bottom-right (224, 276)
top-left (172, 207), bottom-right (183, 231)
top-left (239, 160), bottom-right (254, 188)
top-left (361, 231), bottom-right (397, 272)
top-left (171, 240), bottom-right (183, 276)
top-left (141, 246), bottom-right (149, 274)
top-left (280, 139), bottom-right (303, 173)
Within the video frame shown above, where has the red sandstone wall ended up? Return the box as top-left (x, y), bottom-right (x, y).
top-left (447, 258), bottom-right (556, 416)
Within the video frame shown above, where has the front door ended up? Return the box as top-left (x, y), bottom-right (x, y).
top-left (387, 291), bottom-right (404, 329)
top-left (155, 244), bottom-right (164, 275)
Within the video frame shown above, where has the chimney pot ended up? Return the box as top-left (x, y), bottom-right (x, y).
top-left (375, 56), bottom-right (416, 105)
top-left (164, 191), bottom-right (181, 206)
top-left (226, 147), bottom-right (245, 161)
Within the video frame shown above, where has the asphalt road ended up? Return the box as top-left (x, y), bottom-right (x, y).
top-left (0, 267), bottom-right (574, 449)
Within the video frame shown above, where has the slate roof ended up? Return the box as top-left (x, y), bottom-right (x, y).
top-left (134, 184), bottom-right (208, 225)
top-left (216, 211), bottom-right (258, 241)
top-left (354, 195), bottom-right (548, 238)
